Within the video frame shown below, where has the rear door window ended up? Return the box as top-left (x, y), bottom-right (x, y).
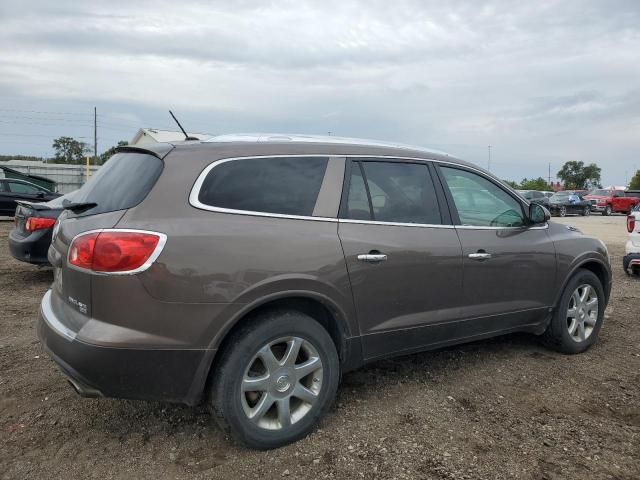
top-left (197, 157), bottom-right (329, 217)
top-left (69, 152), bottom-right (163, 217)
top-left (344, 160), bottom-right (442, 225)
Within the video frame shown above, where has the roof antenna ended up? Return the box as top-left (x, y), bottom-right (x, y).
top-left (169, 110), bottom-right (199, 141)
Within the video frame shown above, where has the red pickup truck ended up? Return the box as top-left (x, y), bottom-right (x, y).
top-left (584, 189), bottom-right (640, 216)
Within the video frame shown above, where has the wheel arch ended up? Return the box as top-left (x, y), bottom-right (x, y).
top-left (189, 292), bottom-right (363, 405)
top-left (555, 258), bottom-right (611, 307)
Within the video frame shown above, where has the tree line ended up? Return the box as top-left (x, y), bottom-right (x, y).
top-left (50, 137), bottom-right (128, 165)
top-left (506, 161), bottom-right (640, 191)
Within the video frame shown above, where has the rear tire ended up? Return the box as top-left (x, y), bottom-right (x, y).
top-left (542, 269), bottom-right (605, 354)
top-left (209, 310), bottom-right (340, 449)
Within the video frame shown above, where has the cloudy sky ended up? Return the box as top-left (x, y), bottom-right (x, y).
top-left (1, 0), bottom-right (639, 185)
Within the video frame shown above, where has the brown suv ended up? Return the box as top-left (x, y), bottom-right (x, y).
top-left (38, 135), bottom-right (611, 449)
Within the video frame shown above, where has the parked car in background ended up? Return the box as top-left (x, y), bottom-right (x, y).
top-left (9, 191), bottom-right (76, 265)
top-left (624, 205), bottom-right (640, 275)
top-left (548, 191), bottom-right (591, 217)
top-left (584, 189), bottom-right (640, 215)
top-left (517, 190), bottom-right (550, 208)
top-left (38, 136), bottom-right (611, 449)
top-left (0, 178), bottom-right (60, 216)
top-left (625, 190), bottom-right (640, 200)
top-left (542, 191), bottom-right (554, 198)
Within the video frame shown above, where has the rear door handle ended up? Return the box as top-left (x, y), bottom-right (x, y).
top-left (357, 253), bottom-right (388, 263)
top-left (468, 252), bottom-right (492, 261)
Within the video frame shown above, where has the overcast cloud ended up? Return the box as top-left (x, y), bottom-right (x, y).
top-left (0, 0), bottom-right (639, 184)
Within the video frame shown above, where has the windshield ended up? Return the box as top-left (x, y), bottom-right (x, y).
top-left (589, 189), bottom-right (609, 196)
top-left (550, 192), bottom-right (571, 201)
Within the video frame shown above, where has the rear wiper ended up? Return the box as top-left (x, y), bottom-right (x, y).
top-left (62, 201), bottom-right (97, 213)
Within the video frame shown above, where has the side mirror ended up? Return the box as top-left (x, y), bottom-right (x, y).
top-left (36, 192), bottom-right (45, 198)
top-left (530, 203), bottom-right (550, 224)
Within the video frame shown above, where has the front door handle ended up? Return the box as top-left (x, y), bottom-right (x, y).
top-left (468, 252), bottom-right (492, 261)
top-left (357, 253), bottom-right (388, 263)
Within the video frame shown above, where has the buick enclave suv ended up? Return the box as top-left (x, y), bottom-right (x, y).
top-left (38, 134), bottom-right (611, 449)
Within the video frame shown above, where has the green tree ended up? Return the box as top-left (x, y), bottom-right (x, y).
top-left (99, 140), bottom-right (128, 165)
top-left (556, 161), bottom-right (601, 190)
top-left (629, 170), bottom-right (640, 190)
top-left (503, 179), bottom-right (520, 189)
top-left (519, 177), bottom-right (549, 191)
top-left (52, 136), bottom-right (90, 164)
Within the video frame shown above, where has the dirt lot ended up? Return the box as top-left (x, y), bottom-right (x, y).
top-left (1, 216), bottom-right (638, 479)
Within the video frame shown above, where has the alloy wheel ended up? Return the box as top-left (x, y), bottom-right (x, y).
top-left (241, 336), bottom-right (323, 430)
top-left (560, 206), bottom-right (567, 217)
top-left (566, 284), bottom-right (599, 342)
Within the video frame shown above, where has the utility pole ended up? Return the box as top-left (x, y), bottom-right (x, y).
top-left (487, 145), bottom-right (491, 171)
top-left (548, 162), bottom-right (551, 187)
top-left (93, 107), bottom-right (97, 164)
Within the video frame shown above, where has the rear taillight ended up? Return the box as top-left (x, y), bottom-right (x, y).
top-left (628, 215), bottom-right (636, 233)
top-left (68, 230), bottom-right (165, 273)
top-left (25, 217), bottom-right (56, 232)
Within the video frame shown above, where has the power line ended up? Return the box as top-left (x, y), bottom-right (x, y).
top-left (0, 108), bottom-right (98, 116)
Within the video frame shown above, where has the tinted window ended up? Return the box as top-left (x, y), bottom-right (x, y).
top-left (198, 157), bottom-right (328, 216)
top-left (345, 161), bottom-right (442, 224)
top-left (441, 167), bottom-right (526, 227)
top-left (70, 152), bottom-right (163, 217)
top-left (0, 181), bottom-right (6, 192)
top-left (345, 166), bottom-right (371, 220)
top-left (8, 181), bottom-right (40, 194)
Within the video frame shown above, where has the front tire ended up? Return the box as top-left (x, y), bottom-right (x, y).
top-left (559, 205), bottom-right (567, 217)
top-left (602, 205), bottom-right (612, 216)
top-left (209, 310), bottom-right (340, 449)
top-left (581, 206), bottom-right (590, 216)
top-left (542, 269), bottom-right (605, 354)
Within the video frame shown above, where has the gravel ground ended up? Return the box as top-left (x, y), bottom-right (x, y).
top-left (1, 215), bottom-right (638, 480)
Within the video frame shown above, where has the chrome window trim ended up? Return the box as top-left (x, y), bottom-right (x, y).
top-left (188, 153), bottom-right (537, 229)
top-left (338, 218), bottom-right (455, 229)
top-left (67, 228), bottom-right (168, 275)
top-left (455, 223), bottom-right (549, 231)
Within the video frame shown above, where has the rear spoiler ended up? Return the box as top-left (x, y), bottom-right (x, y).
top-left (116, 143), bottom-right (174, 160)
top-left (15, 200), bottom-right (51, 211)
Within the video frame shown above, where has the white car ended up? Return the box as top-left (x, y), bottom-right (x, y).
top-left (624, 207), bottom-right (640, 275)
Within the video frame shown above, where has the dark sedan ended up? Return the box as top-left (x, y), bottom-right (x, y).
top-left (517, 190), bottom-right (550, 208)
top-left (548, 191), bottom-right (591, 217)
top-left (0, 178), bottom-right (60, 216)
top-left (9, 191), bottom-right (75, 265)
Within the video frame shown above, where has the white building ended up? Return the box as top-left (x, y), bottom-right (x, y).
top-left (130, 128), bottom-right (212, 146)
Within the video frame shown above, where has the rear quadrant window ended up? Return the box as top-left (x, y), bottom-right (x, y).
top-left (198, 157), bottom-right (329, 217)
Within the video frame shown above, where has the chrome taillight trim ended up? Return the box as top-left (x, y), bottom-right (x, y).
top-left (66, 228), bottom-right (167, 275)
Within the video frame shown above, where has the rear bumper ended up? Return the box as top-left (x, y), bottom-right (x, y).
top-left (623, 253), bottom-right (640, 274)
top-left (38, 290), bottom-right (213, 405)
top-left (8, 228), bottom-right (51, 264)
top-left (590, 205), bottom-right (606, 212)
